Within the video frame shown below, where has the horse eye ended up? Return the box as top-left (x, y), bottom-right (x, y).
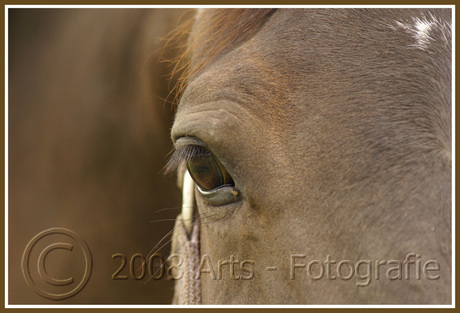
top-left (187, 147), bottom-right (234, 192)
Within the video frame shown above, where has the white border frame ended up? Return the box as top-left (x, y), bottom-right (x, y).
top-left (4, 4), bottom-right (456, 309)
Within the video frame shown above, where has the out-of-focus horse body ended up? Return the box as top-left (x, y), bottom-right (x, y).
top-left (9, 9), bottom-right (186, 304)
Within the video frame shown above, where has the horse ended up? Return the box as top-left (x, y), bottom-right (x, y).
top-left (167, 8), bottom-right (452, 304)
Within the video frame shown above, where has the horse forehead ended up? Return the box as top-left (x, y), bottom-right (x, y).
top-left (183, 8), bottom-right (452, 119)
top-left (192, 8), bottom-right (451, 51)
top-left (186, 10), bottom-right (388, 107)
top-left (189, 9), bottom-right (451, 85)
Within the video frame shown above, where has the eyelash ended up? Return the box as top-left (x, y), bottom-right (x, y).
top-left (163, 145), bottom-right (208, 176)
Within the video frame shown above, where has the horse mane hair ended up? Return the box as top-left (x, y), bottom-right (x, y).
top-left (165, 8), bottom-right (277, 103)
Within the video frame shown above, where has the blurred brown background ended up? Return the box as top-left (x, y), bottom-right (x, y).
top-left (8, 8), bottom-right (189, 304)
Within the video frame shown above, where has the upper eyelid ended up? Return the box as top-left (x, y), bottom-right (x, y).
top-left (174, 136), bottom-right (208, 149)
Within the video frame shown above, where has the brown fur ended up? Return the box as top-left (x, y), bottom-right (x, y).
top-left (169, 9), bottom-right (276, 100)
top-left (171, 8), bottom-right (452, 304)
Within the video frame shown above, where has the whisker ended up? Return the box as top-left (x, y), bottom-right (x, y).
top-left (153, 207), bottom-right (182, 214)
top-left (150, 218), bottom-right (179, 223)
top-left (146, 208), bottom-right (228, 264)
top-left (198, 210), bottom-right (233, 225)
top-left (145, 213), bottom-right (203, 263)
top-left (143, 216), bottom-right (206, 284)
top-left (202, 230), bottom-right (227, 256)
top-left (145, 222), bottom-right (181, 262)
top-left (142, 212), bottom-right (223, 283)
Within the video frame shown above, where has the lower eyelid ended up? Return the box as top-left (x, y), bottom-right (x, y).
top-left (196, 184), bottom-right (242, 206)
top-left (197, 184), bottom-right (231, 195)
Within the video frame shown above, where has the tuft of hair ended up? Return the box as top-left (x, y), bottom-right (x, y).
top-left (165, 8), bottom-right (277, 104)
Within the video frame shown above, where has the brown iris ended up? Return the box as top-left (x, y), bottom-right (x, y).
top-left (187, 146), bottom-right (234, 191)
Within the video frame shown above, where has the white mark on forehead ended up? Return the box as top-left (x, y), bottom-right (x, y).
top-left (413, 18), bottom-right (434, 47)
top-left (392, 12), bottom-right (451, 50)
